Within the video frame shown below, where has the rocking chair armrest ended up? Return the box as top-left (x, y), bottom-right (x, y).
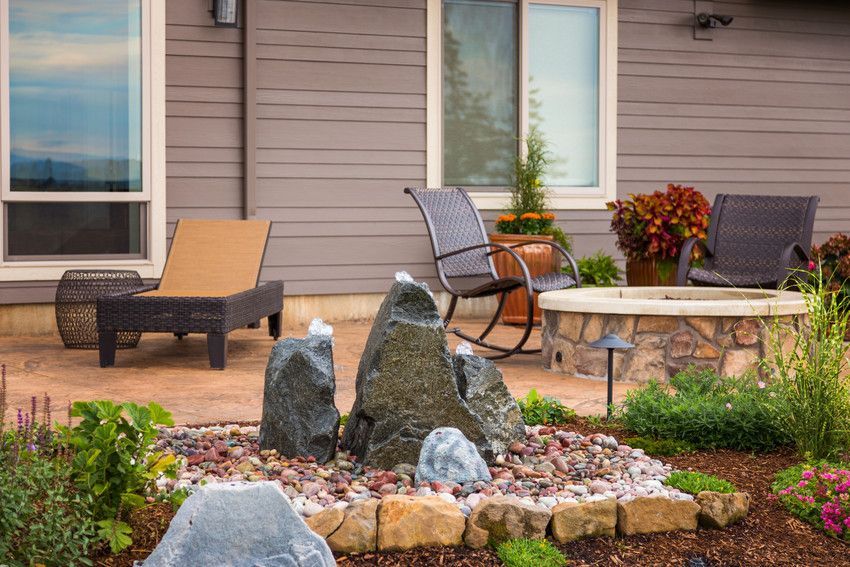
top-left (676, 237), bottom-right (710, 286)
top-left (503, 240), bottom-right (581, 289)
top-left (778, 241), bottom-right (810, 286)
top-left (437, 242), bottom-right (534, 292)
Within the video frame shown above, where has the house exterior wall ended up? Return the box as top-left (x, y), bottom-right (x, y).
top-left (1, 0), bottom-right (849, 306)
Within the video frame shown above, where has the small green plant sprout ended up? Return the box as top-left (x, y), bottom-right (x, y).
top-left (516, 389), bottom-right (576, 426)
top-left (665, 471), bottom-right (736, 494)
top-left (496, 538), bottom-right (567, 567)
top-left (575, 250), bottom-right (622, 287)
top-left (623, 436), bottom-right (695, 456)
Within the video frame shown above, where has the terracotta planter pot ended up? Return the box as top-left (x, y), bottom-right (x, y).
top-left (489, 233), bottom-right (558, 325)
top-left (626, 258), bottom-right (678, 287)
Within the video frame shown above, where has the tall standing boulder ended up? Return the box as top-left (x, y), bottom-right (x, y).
top-left (342, 276), bottom-right (527, 469)
top-left (454, 354), bottom-right (526, 458)
top-left (341, 278), bottom-right (490, 468)
top-left (142, 482), bottom-right (335, 567)
top-left (260, 320), bottom-right (340, 462)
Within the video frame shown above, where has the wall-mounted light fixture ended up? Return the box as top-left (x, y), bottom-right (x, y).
top-left (696, 13), bottom-right (734, 28)
top-left (211, 0), bottom-right (239, 27)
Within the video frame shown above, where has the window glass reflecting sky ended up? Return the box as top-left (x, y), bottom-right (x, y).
top-left (9, 1), bottom-right (141, 191)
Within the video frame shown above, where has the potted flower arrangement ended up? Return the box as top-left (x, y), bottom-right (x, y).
top-left (491, 130), bottom-right (572, 325)
top-left (607, 184), bottom-right (711, 286)
top-left (810, 232), bottom-right (850, 339)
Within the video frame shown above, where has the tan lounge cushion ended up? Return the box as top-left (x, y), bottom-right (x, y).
top-left (152, 219), bottom-right (270, 295)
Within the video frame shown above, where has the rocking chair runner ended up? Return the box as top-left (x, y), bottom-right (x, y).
top-left (676, 194), bottom-right (819, 289)
top-left (405, 187), bottom-right (581, 359)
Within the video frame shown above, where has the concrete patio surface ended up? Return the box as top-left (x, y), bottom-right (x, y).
top-left (1, 319), bottom-right (634, 425)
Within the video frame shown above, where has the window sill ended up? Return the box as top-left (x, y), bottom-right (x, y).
top-left (468, 191), bottom-right (614, 211)
top-left (0, 260), bottom-right (161, 282)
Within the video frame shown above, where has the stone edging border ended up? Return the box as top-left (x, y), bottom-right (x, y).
top-left (305, 491), bottom-right (751, 554)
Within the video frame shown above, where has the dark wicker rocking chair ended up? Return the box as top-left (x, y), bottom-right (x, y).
top-left (676, 194), bottom-right (819, 289)
top-left (405, 187), bottom-right (581, 359)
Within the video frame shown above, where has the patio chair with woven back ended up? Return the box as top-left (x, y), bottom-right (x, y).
top-left (97, 219), bottom-right (284, 369)
top-left (676, 194), bottom-right (819, 289)
top-left (405, 187), bottom-right (581, 359)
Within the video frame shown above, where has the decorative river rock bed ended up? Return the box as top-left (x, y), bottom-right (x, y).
top-left (143, 275), bottom-right (751, 561)
top-left (153, 422), bottom-right (750, 552)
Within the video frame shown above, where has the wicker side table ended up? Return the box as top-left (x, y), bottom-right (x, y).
top-left (56, 270), bottom-right (144, 349)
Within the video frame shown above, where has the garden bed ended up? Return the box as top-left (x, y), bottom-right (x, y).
top-left (85, 418), bottom-right (849, 567)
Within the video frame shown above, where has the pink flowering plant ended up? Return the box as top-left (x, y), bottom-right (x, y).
top-left (773, 462), bottom-right (850, 541)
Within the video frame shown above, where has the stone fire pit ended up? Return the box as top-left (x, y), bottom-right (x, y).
top-left (540, 287), bottom-right (807, 382)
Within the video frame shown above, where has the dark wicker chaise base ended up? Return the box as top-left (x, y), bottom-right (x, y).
top-left (97, 281), bottom-right (284, 369)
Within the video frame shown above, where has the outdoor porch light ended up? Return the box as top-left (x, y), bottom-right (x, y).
top-left (212, 0), bottom-right (238, 27)
top-left (589, 334), bottom-right (635, 418)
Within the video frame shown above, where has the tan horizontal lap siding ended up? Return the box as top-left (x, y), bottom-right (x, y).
top-left (605, 0), bottom-right (850, 263)
top-left (250, 0), bottom-right (430, 295)
top-left (164, 0), bottom-right (245, 279)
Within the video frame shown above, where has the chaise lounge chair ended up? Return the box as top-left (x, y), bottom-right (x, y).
top-left (405, 186), bottom-right (580, 359)
top-left (676, 194), bottom-right (819, 289)
top-left (97, 219), bottom-right (283, 369)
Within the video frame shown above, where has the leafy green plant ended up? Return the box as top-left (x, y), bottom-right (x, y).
top-left (761, 268), bottom-right (850, 460)
top-left (0, 455), bottom-right (96, 566)
top-left (494, 129), bottom-right (573, 254)
top-left (496, 538), bottom-right (567, 567)
top-left (665, 470), bottom-right (736, 494)
top-left (623, 436), bottom-right (695, 456)
top-left (516, 389), bottom-right (576, 426)
top-left (617, 366), bottom-right (788, 452)
top-left (575, 250), bottom-right (622, 287)
top-left (339, 413), bottom-right (349, 428)
top-left (59, 400), bottom-right (176, 553)
top-left (773, 461), bottom-right (850, 541)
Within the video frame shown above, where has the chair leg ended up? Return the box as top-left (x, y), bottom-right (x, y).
top-left (247, 321), bottom-right (261, 329)
top-left (477, 292), bottom-right (508, 342)
top-left (99, 331), bottom-right (117, 367)
top-left (443, 295), bottom-right (458, 328)
top-left (207, 333), bottom-right (228, 369)
top-left (268, 311), bottom-right (282, 339)
top-left (448, 286), bottom-right (538, 360)
top-left (174, 333), bottom-right (186, 340)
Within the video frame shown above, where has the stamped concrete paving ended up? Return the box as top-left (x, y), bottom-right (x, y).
top-left (1, 320), bottom-right (633, 425)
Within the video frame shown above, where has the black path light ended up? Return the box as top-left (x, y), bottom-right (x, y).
top-left (588, 334), bottom-right (634, 418)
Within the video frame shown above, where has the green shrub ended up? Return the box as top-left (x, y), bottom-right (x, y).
top-left (496, 538), bottom-right (567, 567)
top-left (617, 366), bottom-right (788, 452)
top-left (772, 462), bottom-right (850, 541)
top-left (575, 250), bottom-right (622, 287)
top-left (761, 269), bottom-right (850, 460)
top-left (0, 455), bottom-right (96, 566)
top-left (665, 470), bottom-right (736, 494)
top-left (339, 413), bottom-right (349, 428)
top-left (623, 436), bottom-right (695, 456)
top-left (516, 389), bottom-right (576, 426)
top-left (59, 400), bottom-right (176, 553)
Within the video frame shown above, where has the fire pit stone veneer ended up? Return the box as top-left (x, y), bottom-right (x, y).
top-left (539, 287), bottom-right (808, 382)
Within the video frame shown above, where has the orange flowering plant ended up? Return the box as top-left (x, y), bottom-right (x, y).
top-left (495, 130), bottom-right (572, 252)
top-left (495, 211), bottom-right (559, 239)
top-left (606, 184), bottom-right (711, 262)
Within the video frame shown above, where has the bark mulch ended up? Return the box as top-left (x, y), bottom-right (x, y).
top-left (92, 418), bottom-right (850, 566)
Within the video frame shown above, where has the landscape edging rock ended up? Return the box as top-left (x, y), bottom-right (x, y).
top-left (305, 493), bottom-right (752, 553)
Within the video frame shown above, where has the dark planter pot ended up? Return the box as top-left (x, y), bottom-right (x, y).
top-left (626, 258), bottom-right (678, 287)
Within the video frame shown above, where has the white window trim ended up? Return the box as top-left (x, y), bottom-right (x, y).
top-left (0, 0), bottom-right (166, 282)
top-left (426, 0), bottom-right (617, 210)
